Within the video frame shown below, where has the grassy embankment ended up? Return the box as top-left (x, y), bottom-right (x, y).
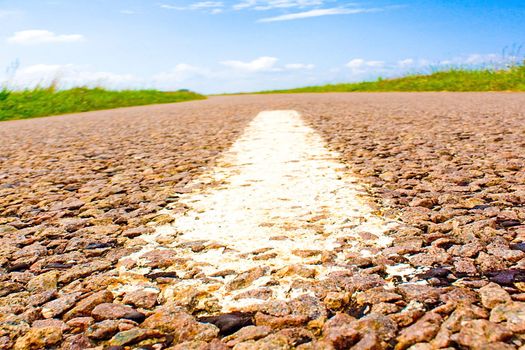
top-left (260, 63), bottom-right (525, 93)
top-left (0, 87), bottom-right (205, 122)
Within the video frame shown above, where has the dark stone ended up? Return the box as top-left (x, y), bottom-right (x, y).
top-left (198, 312), bottom-right (254, 336)
top-left (145, 271), bottom-right (179, 279)
top-left (123, 311), bottom-right (146, 323)
top-left (497, 219), bottom-right (521, 228)
top-left (416, 267), bottom-right (451, 279)
top-left (7, 262), bottom-right (31, 272)
top-left (85, 242), bottom-right (115, 250)
top-left (486, 269), bottom-right (525, 286)
top-left (44, 263), bottom-right (74, 269)
top-left (510, 243), bottom-right (525, 252)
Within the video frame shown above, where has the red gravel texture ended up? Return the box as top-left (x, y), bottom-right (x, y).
top-left (1, 93), bottom-right (525, 349)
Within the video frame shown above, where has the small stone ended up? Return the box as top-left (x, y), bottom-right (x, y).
top-left (26, 271), bottom-right (58, 293)
top-left (323, 292), bottom-right (351, 311)
top-left (122, 226), bottom-right (153, 238)
top-left (410, 198), bottom-right (435, 209)
top-left (351, 331), bottom-right (382, 350)
top-left (355, 288), bottom-right (402, 305)
top-left (490, 301), bottom-right (525, 332)
top-left (122, 289), bottom-right (158, 309)
top-left (275, 264), bottom-right (316, 278)
top-left (140, 249), bottom-right (179, 268)
top-left (86, 320), bottom-right (120, 340)
top-left (58, 260), bottom-right (112, 284)
top-left (63, 289), bottom-right (113, 320)
top-left (453, 258), bottom-right (478, 276)
top-left (397, 284), bottom-right (441, 305)
top-left (59, 334), bottom-right (94, 350)
top-left (290, 294), bottom-right (327, 320)
top-left (32, 319), bottom-right (69, 332)
top-left (28, 290), bottom-right (57, 306)
top-left (14, 326), bottom-right (63, 350)
top-left (353, 314), bottom-right (398, 345)
top-left (227, 267), bottom-right (267, 291)
top-left (234, 287), bottom-right (273, 300)
top-left (223, 325), bottom-right (272, 347)
top-left (479, 283), bottom-right (512, 309)
top-left (291, 249), bottom-right (322, 258)
top-left (109, 328), bottom-right (163, 347)
top-left (234, 333), bottom-right (292, 350)
top-left (440, 304), bottom-right (488, 333)
top-left (395, 313), bottom-right (442, 350)
top-left (91, 303), bottom-right (146, 322)
top-left (41, 292), bottom-right (82, 319)
top-left (50, 197), bottom-right (85, 211)
top-left (66, 317), bottom-right (94, 333)
top-left (277, 328), bottom-right (314, 347)
top-left (141, 306), bottom-right (219, 342)
top-left (450, 319), bottom-right (512, 348)
top-left (255, 313), bottom-right (310, 330)
top-left (322, 314), bottom-right (360, 349)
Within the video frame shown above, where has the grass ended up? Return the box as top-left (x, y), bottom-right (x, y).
top-left (0, 87), bottom-right (205, 122)
top-left (258, 63), bottom-right (525, 94)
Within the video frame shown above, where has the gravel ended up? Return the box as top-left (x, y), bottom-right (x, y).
top-left (1, 92), bottom-right (524, 349)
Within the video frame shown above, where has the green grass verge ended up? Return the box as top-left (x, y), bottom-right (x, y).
top-left (259, 64), bottom-right (525, 93)
top-left (0, 87), bottom-right (205, 122)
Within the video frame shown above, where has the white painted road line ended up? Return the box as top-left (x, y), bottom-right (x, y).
top-left (113, 110), bottom-right (406, 312)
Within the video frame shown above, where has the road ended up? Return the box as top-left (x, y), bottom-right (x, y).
top-left (1, 93), bottom-right (525, 349)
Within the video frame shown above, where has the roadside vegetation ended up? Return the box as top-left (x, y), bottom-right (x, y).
top-left (0, 87), bottom-right (205, 121)
top-left (260, 62), bottom-right (525, 93)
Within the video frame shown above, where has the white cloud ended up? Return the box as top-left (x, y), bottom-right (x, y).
top-left (160, 2), bottom-right (224, 11)
top-left (192, 1), bottom-right (224, 9)
top-left (7, 30), bottom-right (84, 45)
top-left (159, 0), bottom-right (388, 22)
top-left (221, 56), bottom-right (279, 72)
top-left (234, 0), bottom-right (323, 11)
top-left (9, 64), bottom-right (138, 89)
top-left (220, 57), bottom-right (315, 73)
top-left (259, 7), bottom-right (380, 22)
top-left (346, 58), bottom-right (384, 69)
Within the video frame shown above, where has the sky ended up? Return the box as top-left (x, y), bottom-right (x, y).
top-left (0, 0), bottom-right (524, 93)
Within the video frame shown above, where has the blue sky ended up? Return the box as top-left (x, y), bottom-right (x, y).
top-left (1, 0), bottom-right (524, 93)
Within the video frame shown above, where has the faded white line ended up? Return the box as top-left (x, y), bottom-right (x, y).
top-left (112, 111), bottom-right (413, 313)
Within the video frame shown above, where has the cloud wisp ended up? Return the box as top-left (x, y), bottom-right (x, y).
top-left (234, 0), bottom-right (324, 11)
top-left (259, 7), bottom-right (382, 22)
top-left (160, 1), bottom-right (224, 13)
top-left (221, 56), bottom-right (280, 72)
top-left (220, 56), bottom-right (315, 72)
top-left (7, 30), bottom-right (84, 45)
top-left (159, 1), bottom-right (390, 21)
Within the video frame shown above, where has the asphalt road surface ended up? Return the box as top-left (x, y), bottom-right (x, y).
top-left (1, 93), bottom-right (525, 349)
